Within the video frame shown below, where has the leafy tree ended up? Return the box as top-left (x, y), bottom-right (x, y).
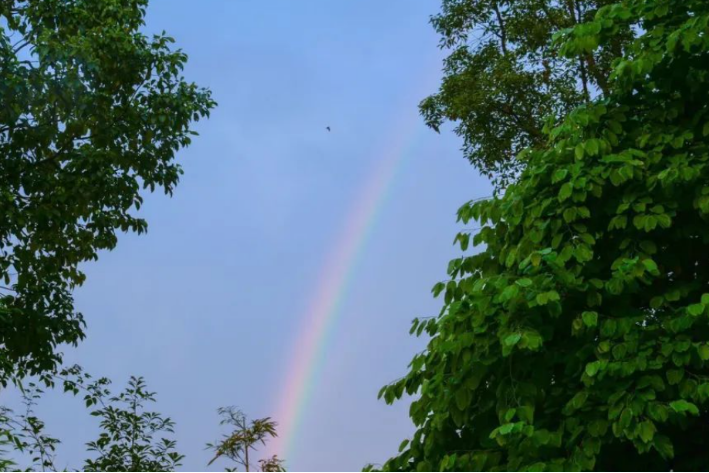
top-left (0, 368), bottom-right (286, 472)
top-left (0, 0), bottom-right (215, 383)
top-left (207, 407), bottom-right (283, 472)
top-left (83, 376), bottom-right (183, 472)
top-left (420, 0), bottom-right (633, 188)
top-left (379, 0), bottom-right (709, 470)
top-left (1, 370), bottom-right (182, 472)
top-left (0, 381), bottom-right (60, 471)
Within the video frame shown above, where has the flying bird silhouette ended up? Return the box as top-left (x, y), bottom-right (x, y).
top-left (326, 126), bottom-right (331, 132)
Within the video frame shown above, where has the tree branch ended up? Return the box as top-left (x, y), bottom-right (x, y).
top-left (492, 1), bottom-right (509, 55)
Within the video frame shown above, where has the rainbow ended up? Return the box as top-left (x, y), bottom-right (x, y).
top-left (269, 64), bottom-right (439, 467)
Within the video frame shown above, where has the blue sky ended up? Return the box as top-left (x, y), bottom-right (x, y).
top-left (4, 1), bottom-right (490, 471)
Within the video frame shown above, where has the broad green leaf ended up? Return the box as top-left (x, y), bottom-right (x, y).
top-left (504, 333), bottom-right (522, 347)
top-left (559, 183), bottom-right (573, 202)
top-left (698, 345), bottom-right (709, 361)
top-left (688, 303), bottom-right (705, 316)
top-left (516, 278), bottom-right (533, 287)
top-left (585, 361), bottom-right (601, 377)
top-left (669, 400), bottom-right (699, 415)
top-left (582, 311), bottom-right (598, 327)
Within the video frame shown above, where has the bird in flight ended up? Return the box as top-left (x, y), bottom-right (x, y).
top-left (326, 126), bottom-right (331, 132)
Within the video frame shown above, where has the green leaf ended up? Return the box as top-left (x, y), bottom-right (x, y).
top-left (647, 403), bottom-right (669, 422)
top-left (398, 439), bottom-right (410, 452)
top-left (688, 303), bottom-right (705, 316)
top-left (650, 296), bottom-right (664, 309)
top-left (669, 400), bottom-right (699, 415)
top-left (585, 361), bottom-right (601, 377)
top-left (588, 419), bottom-right (608, 437)
top-left (582, 311), bottom-right (598, 327)
top-left (452, 390), bottom-right (470, 414)
top-left (504, 408), bottom-right (516, 422)
top-left (559, 182), bottom-right (573, 202)
top-left (642, 259), bottom-right (659, 274)
top-left (584, 139), bottom-right (599, 156)
top-left (516, 278), bottom-right (533, 287)
top-left (639, 420), bottom-right (656, 443)
top-left (574, 144), bottom-right (585, 160)
top-left (504, 333), bottom-right (522, 347)
top-left (699, 344), bottom-right (709, 361)
top-left (553, 168), bottom-right (569, 183)
top-left (499, 423), bottom-right (515, 435)
top-left (653, 435), bottom-right (674, 460)
top-left (667, 369), bottom-right (684, 385)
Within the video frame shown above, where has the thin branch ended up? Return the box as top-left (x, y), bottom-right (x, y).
top-left (578, 58), bottom-right (591, 102)
top-left (491, 1), bottom-right (509, 55)
top-left (12, 40), bottom-right (30, 54)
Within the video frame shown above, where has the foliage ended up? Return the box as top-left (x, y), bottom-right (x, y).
top-left (83, 376), bottom-right (183, 472)
top-left (420, 0), bottom-right (633, 188)
top-left (207, 406), bottom-right (283, 472)
top-left (258, 455), bottom-right (286, 472)
top-left (0, 370), bottom-right (182, 472)
top-left (0, 404), bottom-right (16, 470)
top-left (0, 0), bottom-right (216, 383)
top-left (0, 381), bottom-right (60, 471)
top-left (380, 0), bottom-right (709, 470)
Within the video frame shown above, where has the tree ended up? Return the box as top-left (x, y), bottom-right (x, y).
top-left (379, 0), bottom-right (709, 470)
top-left (207, 407), bottom-right (284, 472)
top-left (0, 0), bottom-right (216, 383)
top-left (0, 381), bottom-right (61, 471)
top-left (420, 0), bottom-right (633, 188)
top-left (1, 369), bottom-right (183, 471)
top-left (0, 369), bottom-right (286, 472)
top-left (83, 376), bottom-right (183, 472)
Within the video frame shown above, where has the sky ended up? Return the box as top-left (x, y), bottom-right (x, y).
top-left (3, 1), bottom-right (490, 471)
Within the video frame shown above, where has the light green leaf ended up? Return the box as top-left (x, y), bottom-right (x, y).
top-left (585, 361), bottom-right (601, 377)
top-left (504, 333), bottom-right (522, 347)
top-left (582, 311), bottom-right (598, 327)
top-left (516, 278), bottom-right (533, 288)
top-left (669, 400), bottom-right (699, 415)
top-left (584, 139), bottom-right (599, 156)
top-left (688, 303), bottom-right (705, 317)
top-left (574, 144), bottom-right (584, 160)
top-left (642, 259), bottom-right (659, 274)
top-left (553, 168), bottom-right (569, 183)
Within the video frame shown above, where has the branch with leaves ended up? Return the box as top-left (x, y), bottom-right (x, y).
top-left (207, 407), bottom-right (284, 472)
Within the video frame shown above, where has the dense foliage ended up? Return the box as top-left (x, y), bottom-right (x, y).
top-left (380, 0), bottom-right (709, 470)
top-left (421, 0), bottom-right (633, 188)
top-left (0, 0), bottom-right (215, 383)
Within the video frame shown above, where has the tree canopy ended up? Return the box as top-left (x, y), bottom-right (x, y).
top-left (420, 0), bottom-right (633, 188)
top-left (0, 0), bottom-right (215, 383)
top-left (379, 0), bottom-right (709, 470)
